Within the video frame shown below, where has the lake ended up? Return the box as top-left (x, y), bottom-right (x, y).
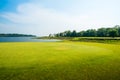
top-left (0, 37), bottom-right (61, 42)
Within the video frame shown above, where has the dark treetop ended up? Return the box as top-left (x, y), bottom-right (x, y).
top-left (0, 33), bottom-right (36, 37)
top-left (52, 25), bottom-right (120, 37)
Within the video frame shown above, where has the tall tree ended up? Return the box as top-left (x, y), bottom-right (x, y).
top-left (109, 29), bottom-right (118, 38)
top-left (53, 25), bottom-right (120, 37)
top-left (71, 30), bottom-right (77, 37)
top-left (97, 28), bottom-right (107, 37)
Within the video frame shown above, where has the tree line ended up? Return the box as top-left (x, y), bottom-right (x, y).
top-left (50, 25), bottom-right (120, 37)
top-left (0, 34), bottom-right (36, 37)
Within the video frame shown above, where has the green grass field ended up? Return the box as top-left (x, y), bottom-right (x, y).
top-left (0, 41), bottom-right (120, 80)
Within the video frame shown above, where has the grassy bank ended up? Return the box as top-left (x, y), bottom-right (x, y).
top-left (37, 37), bottom-right (120, 44)
top-left (37, 36), bottom-right (120, 40)
top-left (71, 37), bottom-right (120, 44)
top-left (0, 42), bottom-right (120, 80)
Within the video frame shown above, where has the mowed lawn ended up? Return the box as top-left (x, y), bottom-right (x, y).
top-left (0, 42), bottom-right (120, 80)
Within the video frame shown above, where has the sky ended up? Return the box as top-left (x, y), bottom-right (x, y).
top-left (0, 0), bottom-right (120, 36)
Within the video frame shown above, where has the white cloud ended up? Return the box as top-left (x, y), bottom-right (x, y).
top-left (0, 2), bottom-right (119, 36)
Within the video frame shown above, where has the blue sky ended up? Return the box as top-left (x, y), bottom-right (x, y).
top-left (0, 0), bottom-right (120, 36)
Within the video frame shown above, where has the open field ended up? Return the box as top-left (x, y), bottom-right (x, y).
top-left (0, 41), bottom-right (120, 80)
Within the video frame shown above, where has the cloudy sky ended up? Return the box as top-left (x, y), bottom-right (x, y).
top-left (0, 0), bottom-right (120, 36)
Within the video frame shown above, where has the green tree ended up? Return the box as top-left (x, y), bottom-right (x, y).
top-left (71, 30), bottom-right (77, 37)
top-left (109, 29), bottom-right (118, 38)
top-left (97, 28), bottom-right (107, 37)
top-left (86, 29), bottom-right (96, 37)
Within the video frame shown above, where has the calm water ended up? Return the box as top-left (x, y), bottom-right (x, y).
top-left (0, 37), bottom-right (61, 42)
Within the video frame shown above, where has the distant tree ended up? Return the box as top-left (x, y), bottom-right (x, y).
top-left (71, 30), bottom-right (77, 37)
top-left (85, 29), bottom-right (96, 37)
top-left (52, 25), bottom-right (120, 37)
top-left (97, 28), bottom-right (107, 37)
top-left (49, 34), bottom-right (52, 37)
top-left (59, 33), bottom-right (64, 37)
top-left (109, 29), bottom-right (118, 38)
top-left (77, 32), bottom-right (82, 37)
top-left (118, 27), bottom-right (120, 37)
top-left (105, 28), bottom-right (112, 37)
top-left (61, 30), bottom-right (71, 37)
top-left (114, 25), bottom-right (120, 37)
top-left (66, 30), bottom-right (72, 37)
top-left (0, 34), bottom-right (36, 37)
top-left (80, 31), bottom-right (86, 37)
